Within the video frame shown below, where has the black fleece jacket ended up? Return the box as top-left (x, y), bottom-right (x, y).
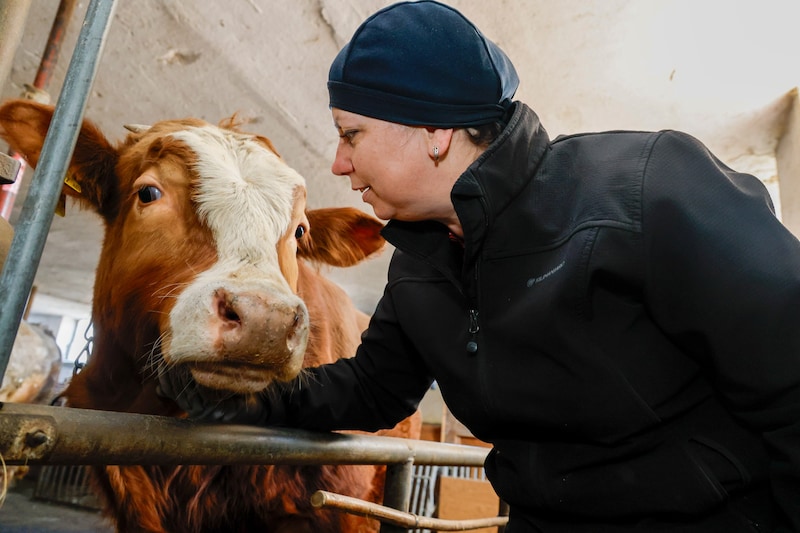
top-left (267, 103), bottom-right (800, 532)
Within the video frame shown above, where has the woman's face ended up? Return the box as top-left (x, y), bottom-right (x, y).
top-left (331, 108), bottom-right (451, 222)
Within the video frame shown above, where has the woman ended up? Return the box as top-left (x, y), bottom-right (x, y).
top-left (160, 2), bottom-right (800, 531)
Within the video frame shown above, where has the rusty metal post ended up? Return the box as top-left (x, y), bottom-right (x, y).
top-left (32, 0), bottom-right (79, 91)
top-left (380, 459), bottom-right (414, 533)
top-left (0, 0), bottom-right (117, 383)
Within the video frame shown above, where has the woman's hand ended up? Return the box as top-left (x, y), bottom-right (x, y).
top-left (156, 363), bottom-right (270, 425)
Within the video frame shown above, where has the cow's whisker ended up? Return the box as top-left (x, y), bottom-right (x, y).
top-left (154, 282), bottom-right (190, 301)
top-left (141, 334), bottom-right (168, 381)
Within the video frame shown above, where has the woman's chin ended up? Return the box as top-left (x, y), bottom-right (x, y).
top-left (364, 201), bottom-right (392, 221)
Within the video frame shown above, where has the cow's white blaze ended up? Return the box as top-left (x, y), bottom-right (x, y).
top-left (162, 125), bottom-right (310, 391)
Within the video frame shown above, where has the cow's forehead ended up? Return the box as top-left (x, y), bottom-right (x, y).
top-left (167, 125), bottom-right (306, 264)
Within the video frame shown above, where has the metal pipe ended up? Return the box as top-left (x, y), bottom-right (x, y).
top-left (0, 0), bottom-right (117, 382)
top-left (32, 0), bottom-right (79, 90)
top-left (311, 490), bottom-right (509, 532)
top-left (381, 460), bottom-right (414, 533)
top-left (497, 500), bottom-right (510, 533)
top-left (0, 402), bottom-right (490, 468)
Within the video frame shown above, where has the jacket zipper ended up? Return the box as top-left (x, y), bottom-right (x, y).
top-left (386, 224), bottom-right (483, 355)
top-left (469, 255), bottom-right (491, 418)
top-left (466, 258), bottom-right (481, 354)
top-left (466, 308), bottom-right (479, 354)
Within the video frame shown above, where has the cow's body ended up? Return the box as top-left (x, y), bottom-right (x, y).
top-left (0, 99), bottom-right (418, 533)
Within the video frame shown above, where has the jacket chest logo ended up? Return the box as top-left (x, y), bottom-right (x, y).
top-left (526, 260), bottom-right (565, 287)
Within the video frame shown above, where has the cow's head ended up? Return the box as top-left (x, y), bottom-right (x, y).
top-left (0, 100), bottom-right (384, 396)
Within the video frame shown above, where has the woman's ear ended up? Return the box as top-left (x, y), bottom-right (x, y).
top-left (427, 128), bottom-right (454, 162)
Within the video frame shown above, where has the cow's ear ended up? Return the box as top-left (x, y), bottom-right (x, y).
top-left (300, 207), bottom-right (385, 266)
top-left (0, 99), bottom-right (119, 217)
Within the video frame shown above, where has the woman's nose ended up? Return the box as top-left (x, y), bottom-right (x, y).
top-left (331, 145), bottom-right (354, 176)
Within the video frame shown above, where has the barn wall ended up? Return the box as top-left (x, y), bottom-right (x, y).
top-left (777, 90), bottom-right (800, 238)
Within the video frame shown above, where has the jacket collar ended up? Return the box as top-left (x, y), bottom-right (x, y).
top-left (452, 103), bottom-right (549, 249)
top-left (383, 102), bottom-right (550, 264)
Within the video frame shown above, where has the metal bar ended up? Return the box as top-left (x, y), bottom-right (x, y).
top-left (381, 459), bottom-right (414, 533)
top-left (409, 463), bottom-right (430, 527)
top-left (497, 500), bottom-right (510, 533)
top-left (32, 0), bottom-right (79, 90)
top-left (0, 0), bottom-right (117, 381)
top-left (0, 402), bottom-right (490, 468)
top-left (311, 490), bottom-right (509, 532)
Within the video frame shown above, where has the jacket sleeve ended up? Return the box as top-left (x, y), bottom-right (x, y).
top-left (264, 280), bottom-right (434, 432)
top-left (643, 130), bottom-right (800, 530)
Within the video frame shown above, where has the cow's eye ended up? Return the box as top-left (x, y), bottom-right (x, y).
top-left (294, 225), bottom-right (306, 239)
top-left (137, 185), bottom-right (162, 204)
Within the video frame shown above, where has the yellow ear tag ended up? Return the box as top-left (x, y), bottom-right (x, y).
top-left (55, 193), bottom-right (66, 217)
top-left (64, 173), bottom-right (81, 193)
top-left (55, 174), bottom-right (81, 217)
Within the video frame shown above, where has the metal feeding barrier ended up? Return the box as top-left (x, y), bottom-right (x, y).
top-left (33, 463), bottom-right (98, 510)
top-left (0, 402), bottom-right (507, 532)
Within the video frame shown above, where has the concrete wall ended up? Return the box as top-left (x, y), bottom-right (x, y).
top-left (777, 90), bottom-right (800, 238)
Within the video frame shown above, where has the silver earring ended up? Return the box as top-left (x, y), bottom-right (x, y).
top-left (433, 146), bottom-right (439, 162)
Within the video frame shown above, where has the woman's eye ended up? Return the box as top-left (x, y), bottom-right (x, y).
top-left (295, 225), bottom-right (306, 239)
top-left (137, 185), bottom-right (162, 204)
top-left (339, 130), bottom-right (357, 143)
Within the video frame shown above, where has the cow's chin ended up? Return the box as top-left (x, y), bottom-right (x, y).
top-left (188, 361), bottom-right (300, 394)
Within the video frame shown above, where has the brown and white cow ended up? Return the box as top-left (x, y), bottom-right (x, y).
top-left (0, 99), bottom-right (419, 533)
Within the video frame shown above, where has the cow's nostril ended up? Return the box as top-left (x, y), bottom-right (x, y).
top-left (286, 305), bottom-right (307, 349)
top-left (214, 290), bottom-right (241, 324)
top-left (287, 315), bottom-right (300, 338)
top-left (223, 307), bottom-right (240, 322)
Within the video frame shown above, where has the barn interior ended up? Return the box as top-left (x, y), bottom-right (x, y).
top-left (1, 0), bottom-right (800, 530)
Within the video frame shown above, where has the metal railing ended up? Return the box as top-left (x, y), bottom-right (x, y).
top-left (0, 402), bottom-right (496, 532)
